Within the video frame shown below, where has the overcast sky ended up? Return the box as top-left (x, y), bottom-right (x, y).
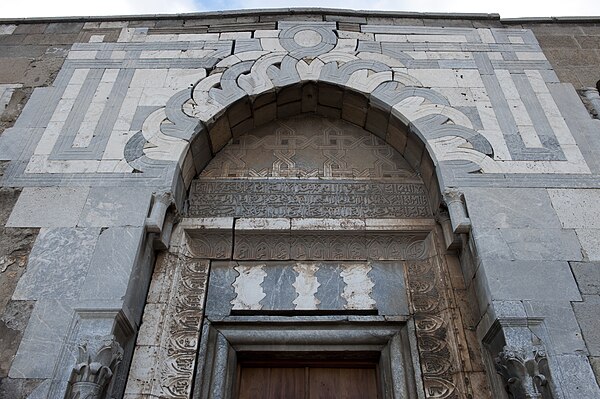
top-left (3, 0), bottom-right (600, 19)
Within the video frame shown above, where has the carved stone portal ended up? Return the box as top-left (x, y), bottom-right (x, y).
top-left (125, 114), bottom-right (491, 398)
top-left (65, 335), bottom-right (123, 399)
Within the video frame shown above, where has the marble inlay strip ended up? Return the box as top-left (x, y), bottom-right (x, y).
top-left (231, 264), bottom-right (266, 310)
top-left (341, 263), bottom-right (375, 310)
top-left (512, 73), bottom-right (563, 154)
top-left (292, 263), bottom-right (321, 310)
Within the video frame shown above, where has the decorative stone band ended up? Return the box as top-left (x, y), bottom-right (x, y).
top-left (188, 179), bottom-right (432, 219)
top-left (205, 260), bottom-right (402, 316)
top-left (181, 217), bottom-right (435, 261)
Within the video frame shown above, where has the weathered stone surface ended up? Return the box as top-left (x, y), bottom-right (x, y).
top-left (12, 227), bottom-right (100, 300)
top-left (125, 253), bottom-right (208, 399)
top-left (0, 300), bottom-right (34, 376)
top-left (78, 187), bottom-right (152, 227)
top-left (549, 189), bottom-right (600, 229)
top-left (591, 357), bottom-right (600, 386)
top-left (498, 228), bottom-right (583, 261)
top-left (0, 377), bottom-right (43, 399)
top-left (523, 300), bottom-right (587, 355)
top-left (6, 187), bottom-right (89, 228)
top-left (481, 259), bottom-right (581, 302)
top-left (0, 187), bottom-right (38, 385)
top-left (9, 300), bottom-right (73, 379)
top-left (573, 295), bottom-right (600, 356)
top-left (552, 354), bottom-right (600, 399)
top-left (470, 227), bottom-right (513, 262)
top-left (570, 262), bottom-right (600, 295)
top-left (80, 226), bottom-right (145, 301)
top-left (464, 188), bottom-right (562, 229)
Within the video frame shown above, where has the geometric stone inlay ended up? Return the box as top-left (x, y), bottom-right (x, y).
top-left (205, 260), bottom-right (407, 316)
top-left (199, 116), bottom-right (421, 182)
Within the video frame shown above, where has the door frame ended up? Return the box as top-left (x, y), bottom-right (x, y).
top-left (191, 317), bottom-right (423, 399)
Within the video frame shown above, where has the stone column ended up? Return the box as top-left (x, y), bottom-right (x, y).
top-left (582, 87), bottom-right (600, 118)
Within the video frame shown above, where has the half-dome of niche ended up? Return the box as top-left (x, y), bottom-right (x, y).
top-left (188, 114), bottom-right (432, 219)
top-left (199, 114), bottom-right (421, 182)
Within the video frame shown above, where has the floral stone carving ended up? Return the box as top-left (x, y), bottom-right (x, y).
top-left (495, 345), bottom-right (552, 399)
top-left (65, 335), bottom-right (124, 399)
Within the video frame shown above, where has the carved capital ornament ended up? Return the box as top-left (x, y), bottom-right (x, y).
top-left (495, 345), bottom-right (551, 399)
top-left (66, 335), bottom-right (124, 399)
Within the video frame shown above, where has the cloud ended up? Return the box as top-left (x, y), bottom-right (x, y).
top-left (3, 0), bottom-right (600, 19)
top-left (3, 0), bottom-right (197, 18)
top-left (201, 0), bottom-right (600, 18)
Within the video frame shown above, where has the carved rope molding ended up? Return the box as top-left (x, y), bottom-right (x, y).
top-left (125, 23), bottom-right (497, 178)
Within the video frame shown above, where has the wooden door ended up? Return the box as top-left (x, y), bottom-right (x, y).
top-left (237, 363), bottom-right (379, 399)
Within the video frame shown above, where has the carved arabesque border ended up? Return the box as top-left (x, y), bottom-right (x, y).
top-left (125, 253), bottom-right (209, 399)
top-left (406, 255), bottom-right (461, 398)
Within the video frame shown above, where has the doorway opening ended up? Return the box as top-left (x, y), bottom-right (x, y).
top-left (236, 351), bottom-right (381, 399)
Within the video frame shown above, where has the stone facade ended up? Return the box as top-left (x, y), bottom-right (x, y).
top-left (0, 9), bottom-right (599, 399)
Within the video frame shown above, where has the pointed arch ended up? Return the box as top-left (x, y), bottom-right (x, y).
top-left (124, 34), bottom-right (496, 212)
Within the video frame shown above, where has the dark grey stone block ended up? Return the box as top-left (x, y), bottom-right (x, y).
top-left (259, 263), bottom-right (297, 310)
top-left (369, 262), bottom-right (409, 316)
top-left (80, 226), bottom-right (145, 301)
top-left (205, 261), bottom-right (238, 317)
top-left (573, 295), bottom-right (600, 356)
top-left (480, 259), bottom-right (581, 302)
top-left (570, 262), bottom-right (600, 295)
top-left (314, 263), bottom-right (345, 310)
top-left (13, 228), bottom-right (100, 300)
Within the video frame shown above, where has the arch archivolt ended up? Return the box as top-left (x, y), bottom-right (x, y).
top-left (126, 22), bottom-right (500, 188)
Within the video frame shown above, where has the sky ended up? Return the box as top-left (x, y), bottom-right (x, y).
top-left (3, 0), bottom-right (600, 19)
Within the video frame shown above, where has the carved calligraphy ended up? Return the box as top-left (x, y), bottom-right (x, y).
top-left (188, 180), bottom-right (432, 219)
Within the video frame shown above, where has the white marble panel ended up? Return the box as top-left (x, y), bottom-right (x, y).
top-left (341, 263), bottom-right (375, 310)
top-left (231, 264), bottom-right (267, 310)
top-left (292, 263), bottom-right (320, 310)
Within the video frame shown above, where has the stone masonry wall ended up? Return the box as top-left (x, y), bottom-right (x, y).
top-left (0, 21), bottom-right (79, 397)
top-left (524, 20), bottom-right (600, 387)
top-left (1, 10), bottom-right (600, 398)
top-left (518, 22), bottom-right (600, 89)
